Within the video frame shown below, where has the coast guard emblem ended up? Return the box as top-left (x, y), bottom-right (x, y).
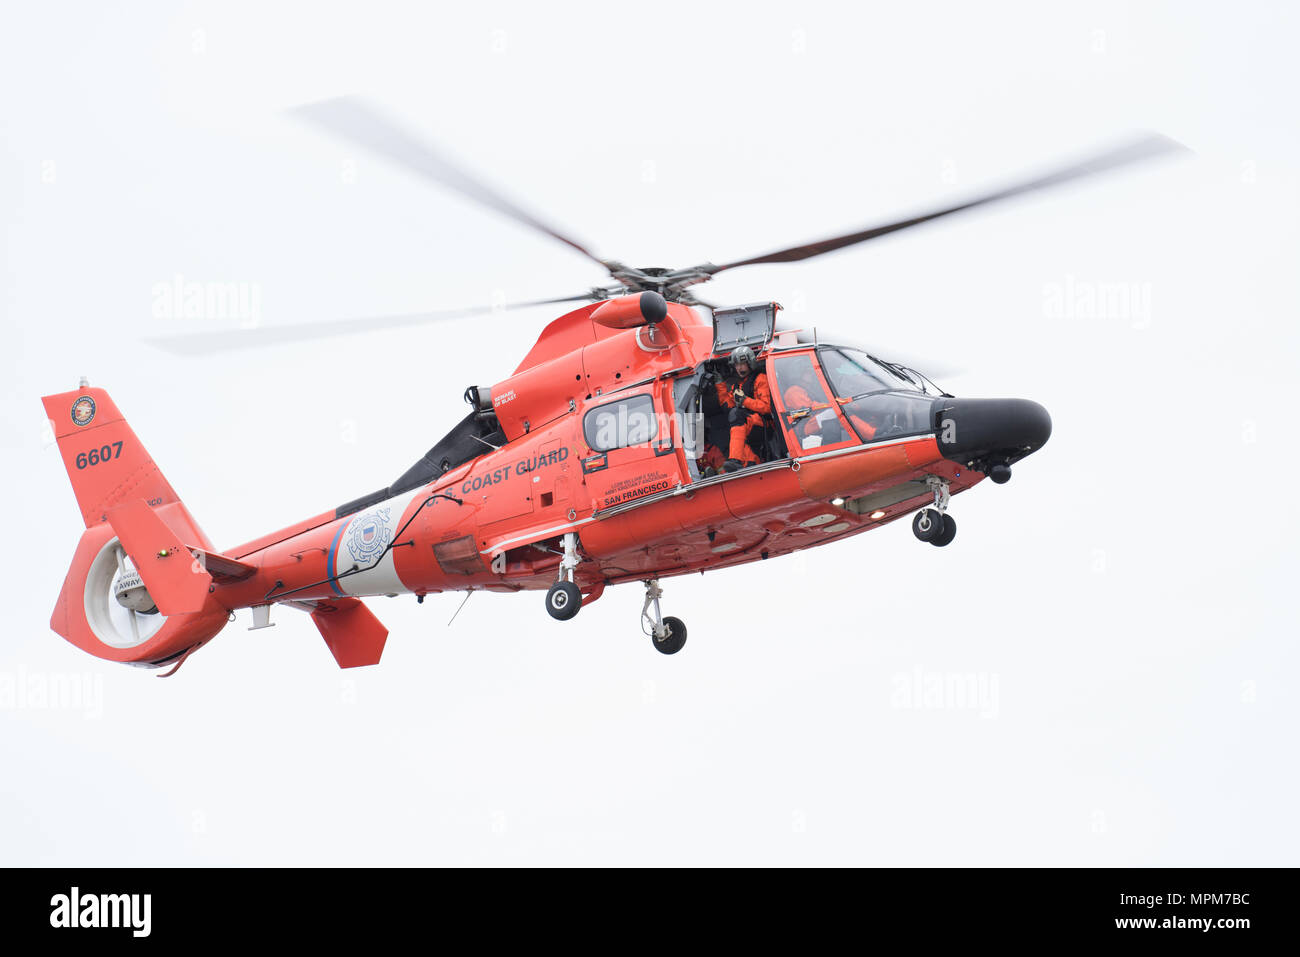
top-left (70, 396), bottom-right (96, 427)
top-left (346, 507), bottom-right (392, 569)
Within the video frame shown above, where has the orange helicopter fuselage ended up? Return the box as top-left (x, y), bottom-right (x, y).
top-left (43, 295), bottom-right (990, 670)
top-left (214, 299), bottom-right (975, 609)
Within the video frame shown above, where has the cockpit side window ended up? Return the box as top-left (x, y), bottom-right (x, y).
top-left (773, 354), bottom-right (829, 407)
top-left (772, 353), bottom-right (852, 451)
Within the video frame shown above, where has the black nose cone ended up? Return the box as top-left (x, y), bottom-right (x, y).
top-left (932, 397), bottom-right (1052, 467)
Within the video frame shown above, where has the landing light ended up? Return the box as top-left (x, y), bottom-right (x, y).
top-left (831, 497), bottom-right (845, 507)
top-left (870, 510), bottom-right (886, 520)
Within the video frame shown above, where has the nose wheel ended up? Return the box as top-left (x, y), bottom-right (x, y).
top-left (931, 513), bottom-right (956, 547)
top-left (912, 509), bottom-right (943, 542)
top-left (913, 477), bottom-right (957, 547)
top-left (912, 508), bottom-right (957, 546)
top-left (642, 579), bottom-right (687, 655)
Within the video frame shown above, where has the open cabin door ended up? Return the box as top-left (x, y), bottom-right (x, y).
top-left (712, 302), bottom-right (779, 355)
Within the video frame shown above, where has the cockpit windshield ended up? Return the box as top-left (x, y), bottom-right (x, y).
top-left (816, 345), bottom-right (941, 397)
top-left (811, 346), bottom-right (936, 444)
top-left (818, 346), bottom-right (934, 397)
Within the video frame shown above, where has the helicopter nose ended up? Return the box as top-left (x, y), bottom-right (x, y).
top-left (932, 397), bottom-right (1052, 472)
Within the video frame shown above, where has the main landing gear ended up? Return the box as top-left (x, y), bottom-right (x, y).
top-left (545, 580), bottom-right (581, 620)
top-left (544, 532), bottom-right (582, 621)
top-left (912, 476), bottom-right (957, 548)
top-left (641, 579), bottom-right (686, 655)
top-left (543, 535), bottom-right (687, 654)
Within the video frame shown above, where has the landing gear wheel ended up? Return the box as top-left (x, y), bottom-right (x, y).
top-left (912, 508), bottom-right (944, 543)
top-left (651, 616), bottom-right (687, 655)
top-left (931, 513), bottom-right (957, 547)
top-left (545, 581), bottom-right (581, 621)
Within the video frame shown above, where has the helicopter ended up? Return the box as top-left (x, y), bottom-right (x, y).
top-left (41, 99), bottom-right (1182, 670)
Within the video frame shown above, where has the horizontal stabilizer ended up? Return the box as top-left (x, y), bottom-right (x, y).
top-left (107, 499), bottom-right (213, 616)
top-left (188, 546), bottom-right (257, 583)
top-left (310, 597), bottom-right (389, 668)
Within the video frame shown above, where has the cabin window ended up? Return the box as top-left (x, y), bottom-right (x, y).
top-left (583, 394), bottom-right (658, 452)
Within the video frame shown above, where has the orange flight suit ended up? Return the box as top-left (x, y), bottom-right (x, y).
top-left (782, 385), bottom-right (828, 446)
top-left (783, 386), bottom-right (877, 444)
top-left (716, 370), bottom-right (771, 464)
top-left (699, 443), bottom-right (727, 473)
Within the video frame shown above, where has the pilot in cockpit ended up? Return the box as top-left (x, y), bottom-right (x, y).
top-left (782, 362), bottom-right (876, 447)
top-left (782, 365), bottom-right (833, 448)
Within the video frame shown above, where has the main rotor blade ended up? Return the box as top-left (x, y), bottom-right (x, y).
top-left (702, 133), bottom-right (1188, 275)
top-left (291, 97), bottom-right (611, 273)
top-left (145, 292), bottom-right (602, 355)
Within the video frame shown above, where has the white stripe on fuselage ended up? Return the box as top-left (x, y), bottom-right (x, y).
top-left (333, 488), bottom-right (422, 597)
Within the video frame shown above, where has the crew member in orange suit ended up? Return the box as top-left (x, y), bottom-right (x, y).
top-left (715, 345), bottom-right (771, 472)
top-left (782, 382), bottom-right (829, 447)
top-left (783, 369), bottom-right (877, 446)
top-left (781, 364), bottom-right (837, 447)
top-left (785, 390), bottom-right (878, 444)
top-left (842, 402), bottom-right (877, 441)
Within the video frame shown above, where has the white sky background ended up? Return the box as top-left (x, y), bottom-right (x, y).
top-left (1, 1), bottom-right (1296, 865)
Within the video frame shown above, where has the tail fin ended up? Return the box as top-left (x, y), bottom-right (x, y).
top-left (43, 385), bottom-right (229, 668)
top-left (41, 386), bottom-right (183, 528)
